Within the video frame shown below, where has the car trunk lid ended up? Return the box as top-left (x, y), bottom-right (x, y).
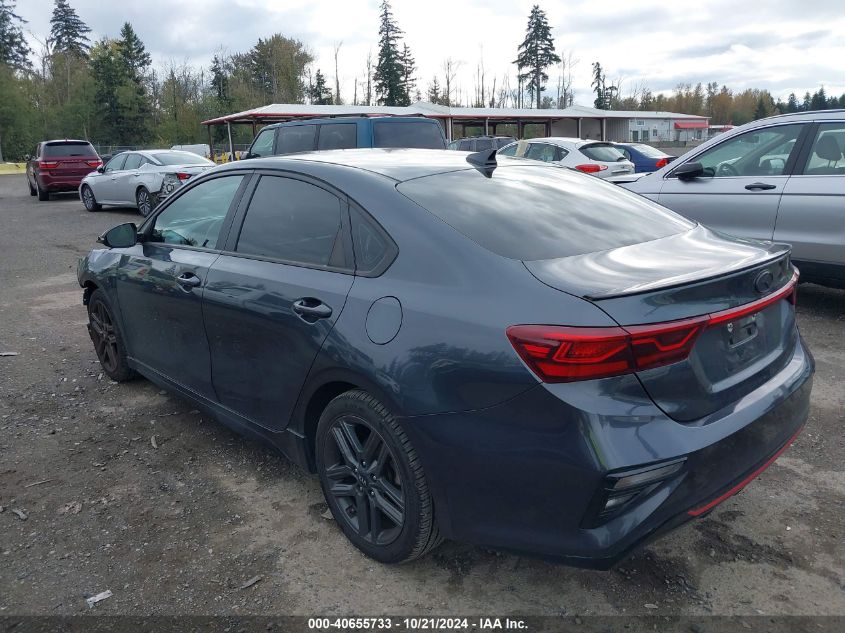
top-left (524, 226), bottom-right (798, 421)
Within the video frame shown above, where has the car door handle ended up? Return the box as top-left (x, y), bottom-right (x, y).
top-left (292, 298), bottom-right (332, 320)
top-left (745, 182), bottom-right (777, 191)
top-left (176, 272), bottom-right (202, 288)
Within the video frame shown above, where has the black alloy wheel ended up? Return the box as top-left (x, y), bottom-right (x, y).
top-left (87, 289), bottom-right (135, 382)
top-left (136, 187), bottom-right (153, 217)
top-left (316, 391), bottom-right (441, 563)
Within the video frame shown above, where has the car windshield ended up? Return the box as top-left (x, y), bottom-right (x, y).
top-left (373, 120), bottom-right (445, 149)
top-left (151, 152), bottom-right (213, 166)
top-left (580, 143), bottom-right (626, 162)
top-left (43, 142), bottom-right (96, 157)
top-left (398, 165), bottom-right (693, 261)
top-left (631, 144), bottom-right (667, 158)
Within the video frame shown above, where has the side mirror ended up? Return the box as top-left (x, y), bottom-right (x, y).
top-left (96, 165), bottom-right (105, 173)
top-left (98, 223), bottom-right (138, 249)
top-left (24, 154), bottom-right (31, 161)
top-left (673, 161), bottom-right (704, 180)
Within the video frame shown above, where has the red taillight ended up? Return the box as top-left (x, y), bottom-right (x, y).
top-left (508, 272), bottom-right (799, 383)
top-left (176, 172), bottom-right (191, 181)
top-left (655, 158), bottom-right (668, 168)
top-left (86, 159), bottom-right (103, 168)
top-left (574, 163), bottom-right (607, 173)
top-left (39, 161), bottom-right (59, 170)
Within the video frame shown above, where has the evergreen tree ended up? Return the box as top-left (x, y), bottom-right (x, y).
top-left (513, 5), bottom-right (560, 109)
top-left (400, 42), bottom-right (415, 105)
top-left (591, 62), bottom-right (606, 109)
top-left (309, 69), bottom-right (333, 104)
top-left (426, 76), bottom-right (441, 104)
top-left (50, 0), bottom-right (91, 57)
top-left (118, 22), bottom-right (151, 80)
top-left (0, 0), bottom-right (30, 70)
top-left (786, 92), bottom-right (798, 113)
top-left (210, 53), bottom-right (231, 106)
top-left (801, 91), bottom-right (811, 111)
top-left (373, 0), bottom-right (407, 106)
top-left (810, 86), bottom-right (827, 111)
top-left (754, 96), bottom-right (768, 120)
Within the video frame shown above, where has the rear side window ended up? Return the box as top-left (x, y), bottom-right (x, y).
top-left (43, 142), bottom-right (96, 157)
top-left (632, 144), bottom-right (667, 158)
top-left (249, 128), bottom-right (276, 157)
top-left (580, 143), bottom-right (626, 162)
top-left (526, 143), bottom-right (561, 162)
top-left (803, 123), bottom-right (845, 175)
top-left (398, 166), bottom-right (693, 261)
top-left (236, 176), bottom-right (344, 268)
top-left (373, 120), bottom-right (445, 149)
top-left (350, 204), bottom-right (396, 275)
top-left (458, 140), bottom-right (472, 151)
top-left (277, 125), bottom-right (317, 154)
top-left (318, 124), bottom-right (357, 150)
top-left (123, 154), bottom-right (142, 170)
top-left (474, 138), bottom-right (495, 151)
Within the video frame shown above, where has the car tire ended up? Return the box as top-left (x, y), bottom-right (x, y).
top-left (316, 390), bottom-right (442, 564)
top-left (36, 180), bottom-right (49, 201)
top-left (28, 178), bottom-right (36, 196)
top-left (81, 185), bottom-right (101, 212)
top-left (86, 289), bottom-right (136, 382)
top-left (136, 187), bottom-right (154, 218)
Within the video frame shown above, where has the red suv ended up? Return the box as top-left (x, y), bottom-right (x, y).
top-left (26, 140), bottom-right (102, 201)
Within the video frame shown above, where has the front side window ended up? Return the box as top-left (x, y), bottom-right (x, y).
top-left (104, 154), bottom-right (126, 172)
top-left (372, 120), bottom-right (445, 149)
top-left (318, 124), bottom-right (357, 150)
top-left (235, 176), bottom-right (343, 268)
top-left (150, 175), bottom-right (244, 249)
top-left (498, 143), bottom-right (518, 157)
top-left (474, 138), bottom-right (495, 151)
top-left (688, 124), bottom-right (803, 178)
top-left (803, 123), bottom-right (845, 175)
top-left (277, 125), bottom-right (317, 154)
top-left (249, 128), bottom-right (276, 157)
top-left (123, 154), bottom-right (142, 170)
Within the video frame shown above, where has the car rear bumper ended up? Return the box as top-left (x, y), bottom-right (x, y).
top-left (400, 336), bottom-right (814, 568)
top-left (39, 173), bottom-right (86, 191)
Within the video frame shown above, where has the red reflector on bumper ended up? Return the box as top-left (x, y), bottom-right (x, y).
top-left (687, 425), bottom-right (804, 517)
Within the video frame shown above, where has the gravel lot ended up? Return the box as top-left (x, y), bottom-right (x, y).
top-left (0, 173), bottom-right (843, 620)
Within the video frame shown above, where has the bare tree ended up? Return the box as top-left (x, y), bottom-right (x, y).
top-left (555, 49), bottom-right (578, 108)
top-left (333, 41), bottom-right (343, 104)
top-left (442, 57), bottom-right (461, 107)
top-left (364, 50), bottom-right (373, 106)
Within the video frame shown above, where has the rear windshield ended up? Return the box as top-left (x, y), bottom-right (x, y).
top-left (43, 142), bottom-right (96, 157)
top-left (152, 152), bottom-right (212, 166)
top-left (631, 144), bottom-right (668, 158)
top-left (580, 143), bottom-right (626, 162)
top-left (373, 120), bottom-right (445, 149)
top-left (397, 165), bottom-right (693, 261)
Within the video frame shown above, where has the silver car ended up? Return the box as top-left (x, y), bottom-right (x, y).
top-left (79, 150), bottom-right (215, 217)
top-left (622, 110), bottom-right (845, 288)
top-left (498, 137), bottom-right (636, 182)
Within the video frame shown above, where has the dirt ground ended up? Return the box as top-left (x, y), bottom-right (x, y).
top-left (0, 173), bottom-right (843, 620)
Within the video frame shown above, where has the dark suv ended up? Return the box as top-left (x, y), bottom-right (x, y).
top-left (447, 136), bottom-right (516, 151)
top-left (26, 140), bottom-right (102, 201)
top-left (244, 116), bottom-right (447, 158)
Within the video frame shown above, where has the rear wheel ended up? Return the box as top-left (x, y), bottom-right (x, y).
top-left (136, 187), bottom-right (154, 217)
top-left (28, 178), bottom-right (36, 196)
top-left (316, 390), bottom-right (441, 563)
top-left (36, 180), bottom-right (49, 201)
top-left (87, 289), bottom-right (135, 382)
top-left (81, 185), bottom-right (101, 212)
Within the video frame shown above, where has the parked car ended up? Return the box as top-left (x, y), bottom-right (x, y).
top-left (79, 150), bottom-right (215, 217)
top-left (78, 148), bottom-right (812, 568)
top-left (171, 143), bottom-right (212, 159)
top-left (243, 115), bottom-right (447, 158)
top-left (613, 142), bottom-right (676, 173)
top-left (447, 135), bottom-right (516, 151)
top-left (622, 110), bottom-right (845, 288)
top-left (498, 137), bottom-right (636, 182)
top-left (26, 140), bottom-right (102, 201)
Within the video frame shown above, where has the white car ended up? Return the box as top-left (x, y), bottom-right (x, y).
top-left (79, 150), bottom-right (215, 216)
top-left (498, 137), bottom-right (636, 182)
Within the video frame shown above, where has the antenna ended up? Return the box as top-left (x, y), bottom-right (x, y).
top-left (465, 148), bottom-right (498, 176)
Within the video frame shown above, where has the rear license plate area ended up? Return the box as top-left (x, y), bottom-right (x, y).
top-left (727, 314), bottom-right (758, 348)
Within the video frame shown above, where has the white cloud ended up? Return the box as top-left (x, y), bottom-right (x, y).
top-left (16, 0), bottom-right (845, 106)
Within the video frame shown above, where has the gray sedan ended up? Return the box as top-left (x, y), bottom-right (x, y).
top-left (79, 150), bottom-right (214, 217)
top-left (622, 110), bottom-right (845, 288)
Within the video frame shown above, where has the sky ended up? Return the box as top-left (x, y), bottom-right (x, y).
top-left (15, 0), bottom-right (845, 108)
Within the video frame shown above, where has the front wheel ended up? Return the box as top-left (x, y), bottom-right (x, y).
top-left (136, 186), bottom-right (154, 218)
top-left (81, 185), bottom-right (101, 212)
top-left (316, 390), bottom-right (441, 563)
top-left (87, 289), bottom-right (136, 382)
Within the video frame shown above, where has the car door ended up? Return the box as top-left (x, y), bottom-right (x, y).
top-left (202, 173), bottom-right (355, 431)
top-left (774, 120), bottom-right (845, 281)
top-left (96, 153), bottom-right (127, 202)
top-left (113, 152), bottom-right (143, 204)
top-left (114, 173), bottom-right (250, 397)
top-left (657, 123), bottom-right (807, 241)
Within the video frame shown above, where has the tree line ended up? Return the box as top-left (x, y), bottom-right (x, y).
top-left (1, 0), bottom-right (842, 161)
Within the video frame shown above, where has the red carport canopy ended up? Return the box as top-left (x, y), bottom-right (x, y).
top-left (674, 120), bottom-right (708, 129)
